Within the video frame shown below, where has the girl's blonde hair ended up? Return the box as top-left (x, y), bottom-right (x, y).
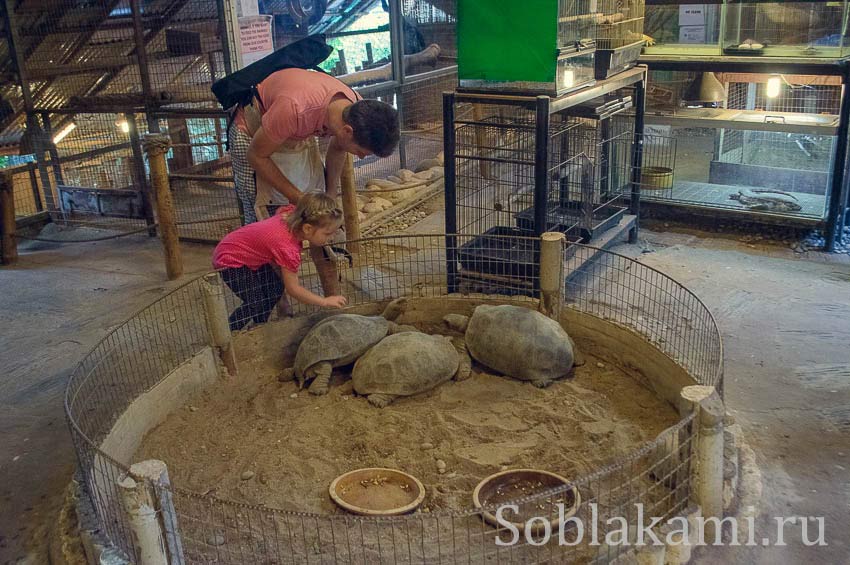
top-left (285, 192), bottom-right (343, 235)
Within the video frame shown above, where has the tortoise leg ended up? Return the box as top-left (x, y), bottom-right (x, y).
top-left (532, 378), bottom-right (554, 389)
top-left (368, 393), bottom-right (396, 408)
top-left (568, 335), bottom-right (586, 367)
top-left (278, 368), bottom-right (295, 383)
top-left (308, 362), bottom-right (333, 396)
top-left (451, 337), bottom-right (472, 381)
top-left (387, 321), bottom-right (419, 334)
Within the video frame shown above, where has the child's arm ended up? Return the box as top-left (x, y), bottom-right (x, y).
top-left (281, 269), bottom-right (347, 308)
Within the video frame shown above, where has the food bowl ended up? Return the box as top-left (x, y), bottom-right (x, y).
top-left (472, 469), bottom-right (580, 534)
top-left (329, 468), bottom-right (425, 516)
top-left (641, 166), bottom-right (673, 190)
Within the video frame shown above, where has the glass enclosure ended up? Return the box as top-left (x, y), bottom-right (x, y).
top-left (642, 70), bottom-right (840, 220)
top-left (643, 0), bottom-right (850, 58)
top-left (457, 0), bottom-right (597, 95)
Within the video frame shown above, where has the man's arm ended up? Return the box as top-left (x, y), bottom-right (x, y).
top-left (324, 136), bottom-right (347, 199)
top-left (247, 126), bottom-right (303, 203)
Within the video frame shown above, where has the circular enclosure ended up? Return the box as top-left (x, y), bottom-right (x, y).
top-left (472, 469), bottom-right (580, 534)
top-left (329, 468), bottom-right (426, 516)
top-left (65, 234), bottom-right (723, 564)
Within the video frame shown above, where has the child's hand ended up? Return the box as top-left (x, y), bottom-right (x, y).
top-left (322, 295), bottom-right (348, 309)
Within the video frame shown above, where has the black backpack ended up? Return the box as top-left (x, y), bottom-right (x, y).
top-left (211, 33), bottom-right (334, 111)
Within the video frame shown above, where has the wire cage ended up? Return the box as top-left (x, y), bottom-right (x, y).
top-left (64, 232), bottom-right (723, 564)
top-left (444, 84), bottom-right (645, 291)
top-left (641, 70), bottom-right (843, 223)
top-left (593, 0), bottom-right (646, 79)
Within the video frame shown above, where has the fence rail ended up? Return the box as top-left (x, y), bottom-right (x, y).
top-left (65, 233), bottom-right (723, 563)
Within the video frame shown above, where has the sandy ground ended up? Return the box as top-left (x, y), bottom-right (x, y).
top-left (1, 215), bottom-right (848, 563)
top-left (136, 317), bottom-right (679, 516)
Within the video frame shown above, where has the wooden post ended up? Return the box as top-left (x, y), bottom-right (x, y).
top-left (166, 118), bottom-right (194, 171)
top-left (340, 152), bottom-right (361, 255)
top-left (143, 134), bottom-right (183, 280)
top-left (201, 273), bottom-right (238, 375)
top-left (681, 385), bottom-right (725, 519)
top-left (471, 104), bottom-right (492, 179)
top-left (538, 232), bottom-right (565, 319)
top-left (0, 172), bottom-right (17, 265)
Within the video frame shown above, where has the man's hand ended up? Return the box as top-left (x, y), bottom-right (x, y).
top-left (322, 295), bottom-right (347, 309)
top-left (248, 126), bottom-right (303, 204)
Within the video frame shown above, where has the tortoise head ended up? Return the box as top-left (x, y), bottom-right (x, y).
top-left (381, 297), bottom-right (408, 321)
top-left (442, 313), bottom-right (469, 333)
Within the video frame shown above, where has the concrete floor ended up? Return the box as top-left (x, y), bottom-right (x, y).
top-left (1, 224), bottom-right (849, 563)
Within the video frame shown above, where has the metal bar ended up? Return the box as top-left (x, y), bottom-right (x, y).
top-left (57, 142), bottom-right (132, 165)
top-left (28, 164), bottom-right (43, 212)
top-left (533, 96), bottom-right (551, 236)
top-left (0, 0), bottom-right (34, 125)
top-left (629, 73), bottom-right (647, 244)
top-left (215, 0), bottom-right (235, 74)
top-left (640, 56), bottom-right (844, 76)
top-left (130, 0), bottom-right (159, 133)
top-left (208, 54), bottom-right (225, 158)
top-left (39, 113), bottom-right (65, 185)
top-left (127, 113), bottom-right (158, 236)
top-left (825, 63), bottom-right (850, 251)
top-left (388, 0), bottom-right (406, 168)
top-left (443, 92), bottom-right (458, 293)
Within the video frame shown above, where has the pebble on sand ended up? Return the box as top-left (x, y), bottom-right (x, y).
top-left (241, 471), bottom-right (255, 481)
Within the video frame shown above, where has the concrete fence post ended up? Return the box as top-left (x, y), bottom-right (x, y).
top-left (142, 134), bottom-right (183, 280)
top-left (681, 385), bottom-right (725, 519)
top-left (118, 461), bottom-right (185, 564)
top-left (0, 171), bottom-right (17, 265)
top-left (201, 272), bottom-right (238, 375)
top-left (538, 231), bottom-right (566, 319)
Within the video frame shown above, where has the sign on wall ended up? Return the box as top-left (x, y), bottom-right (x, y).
top-left (239, 15), bottom-right (274, 66)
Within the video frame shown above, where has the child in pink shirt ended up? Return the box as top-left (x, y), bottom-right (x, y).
top-left (213, 192), bottom-right (347, 330)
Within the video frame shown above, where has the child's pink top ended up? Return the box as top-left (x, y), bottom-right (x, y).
top-left (212, 206), bottom-right (302, 272)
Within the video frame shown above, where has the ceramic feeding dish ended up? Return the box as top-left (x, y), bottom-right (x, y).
top-left (329, 468), bottom-right (425, 516)
top-left (473, 469), bottom-right (580, 534)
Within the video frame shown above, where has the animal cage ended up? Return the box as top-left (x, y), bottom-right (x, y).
top-left (444, 69), bottom-right (647, 293)
top-left (594, 0), bottom-right (646, 79)
top-left (457, 0), bottom-right (597, 95)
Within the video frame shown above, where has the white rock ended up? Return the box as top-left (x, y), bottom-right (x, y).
top-left (370, 196), bottom-right (393, 210)
top-left (413, 169), bottom-right (434, 181)
top-left (207, 533), bottom-right (226, 546)
top-left (436, 151), bottom-right (444, 165)
top-left (435, 459), bottom-right (447, 470)
top-left (363, 202), bottom-right (384, 214)
top-left (241, 471), bottom-right (255, 481)
top-left (414, 158), bottom-right (442, 173)
top-left (395, 169), bottom-right (416, 181)
top-left (367, 178), bottom-right (398, 189)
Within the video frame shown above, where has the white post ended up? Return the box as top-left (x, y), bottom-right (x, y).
top-left (681, 385), bottom-right (725, 519)
top-left (120, 460), bottom-right (186, 565)
top-left (201, 272), bottom-right (238, 375)
top-left (118, 473), bottom-right (168, 564)
top-left (538, 231), bottom-right (566, 319)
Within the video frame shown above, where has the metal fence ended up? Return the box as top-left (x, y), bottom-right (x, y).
top-left (65, 233), bottom-right (723, 564)
top-left (2, 0), bottom-right (456, 243)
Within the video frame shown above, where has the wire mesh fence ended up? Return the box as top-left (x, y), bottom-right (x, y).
top-left (447, 91), bottom-right (641, 244)
top-left (3, 0), bottom-right (456, 243)
top-left (66, 232), bottom-right (722, 563)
